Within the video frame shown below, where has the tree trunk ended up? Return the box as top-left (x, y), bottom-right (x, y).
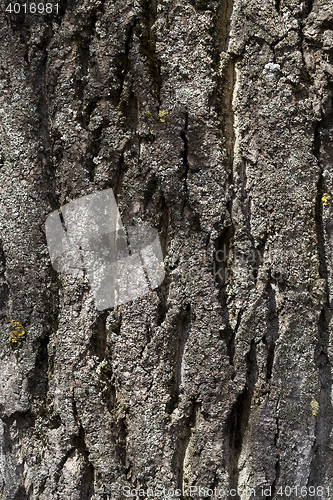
top-left (0, 0), bottom-right (332, 498)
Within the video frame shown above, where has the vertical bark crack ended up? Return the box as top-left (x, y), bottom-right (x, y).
top-left (228, 340), bottom-right (258, 498)
top-left (74, 424), bottom-right (95, 499)
top-left (0, 242), bottom-right (9, 320)
top-left (263, 282), bottom-right (279, 381)
top-left (140, 0), bottom-right (162, 104)
top-left (117, 21), bottom-right (138, 105)
top-left (270, 417), bottom-right (280, 498)
top-left (166, 305), bottom-right (191, 415)
top-left (180, 112), bottom-right (189, 192)
top-left (314, 125), bottom-right (328, 290)
top-left (305, 0), bottom-right (315, 17)
top-left (309, 120), bottom-right (333, 486)
top-left (175, 401), bottom-right (199, 495)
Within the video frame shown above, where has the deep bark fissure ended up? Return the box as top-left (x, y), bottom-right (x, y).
top-left (309, 119), bottom-right (333, 486)
top-left (74, 425), bottom-right (95, 500)
top-left (180, 112), bottom-right (189, 190)
top-left (215, 0), bottom-right (239, 365)
top-left (122, 92), bottom-right (139, 132)
top-left (0, 242), bottom-right (9, 321)
top-left (115, 415), bottom-right (128, 470)
top-left (27, 336), bottom-right (49, 414)
top-left (159, 192), bottom-right (170, 259)
top-left (238, 159), bottom-right (256, 256)
top-left (0, 142), bottom-right (4, 170)
top-left (270, 417), bottom-right (280, 498)
top-left (221, 307), bottom-right (243, 372)
top-left (264, 282), bottom-right (279, 381)
top-left (305, 0), bottom-right (315, 17)
top-left (140, 0), bottom-right (162, 104)
top-left (209, 0), bottom-right (234, 56)
top-left (109, 308), bottom-right (123, 336)
top-left (68, 398), bottom-right (95, 498)
top-left (166, 305), bottom-right (191, 414)
top-left (297, 22), bottom-right (314, 100)
top-left (175, 304), bottom-right (191, 394)
top-left (38, 48), bottom-right (53, 199)
top-left (314, 126), bottom-right (327, 287)
top-left (13, 486), bottom-right (28, 500)
top-left (117, 20), bottom-right (138, 106)
top-left (156, 280), bottom-right (169, 326)
top-left (216, 223), bottom-right (238, 367)
top-left (175, 400), bottom-right (198, 496)
top-left (214, 225), bottom-right (234, 289)
top-left (157, 192), bottom-right (171, 325)
top-left (308, 308), bottom-right (333, 486)
top-left (229, 53), bottom-right (238, 168)
top-left (22, 22), bottom-right (58, 212)
top-left (90, 311), bottom-right (109, 361)
top-left (87, 331), bottom-right (129, 474)
top-left (114, 149), bottom-right (127, 202)
top-left (228, 339), bottom-right (258, 497)
top-left (74, 5), bottom-right (105, 103)
top-left (207, 0), bottom-right (235, 114)
top-left (53, 446), bottom-right (76, 486)
top-left (220, 53), bottom-right (238, 188)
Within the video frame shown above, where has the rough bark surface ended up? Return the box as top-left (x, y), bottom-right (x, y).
top-left (0, 0), bottom-right (333, 498)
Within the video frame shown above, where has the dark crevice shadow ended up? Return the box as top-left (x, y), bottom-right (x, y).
top-left (308, 120), bottom-right (333, 487)
top-left (227, 340), bottom-right (258, 498)
top-left (263, 281), bottom-right (279, 381)
top-left (166, 305), bottom-right (191, 414)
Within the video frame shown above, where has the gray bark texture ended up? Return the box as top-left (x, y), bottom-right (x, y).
top-left (0, 0), bottom-right (333, 498)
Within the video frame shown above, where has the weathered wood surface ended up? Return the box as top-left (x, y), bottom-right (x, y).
top-left (0, 0), bottom-right (332, 498)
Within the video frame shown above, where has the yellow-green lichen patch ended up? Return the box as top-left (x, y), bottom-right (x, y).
top-left (321, 193), bottom-right (331, 206)
top-left (158, 109), bottom-right (169, 122)
top-left (9, 320), bottom-right (25, 344)
top-left (310, 397), bottom-right (319, 416)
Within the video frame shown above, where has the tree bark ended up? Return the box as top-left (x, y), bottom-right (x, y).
top-left (0, 0), bottom-right (333, 498)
